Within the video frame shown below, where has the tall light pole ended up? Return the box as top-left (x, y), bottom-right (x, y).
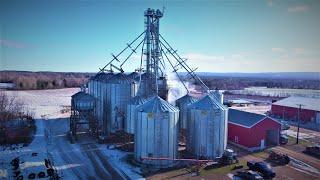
top-left (296, 104), bottom-right (304, 144)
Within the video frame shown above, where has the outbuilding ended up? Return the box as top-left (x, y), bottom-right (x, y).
top-left (271, 96), bottom-right (320, 123)
top-left (228, 109), bottom-right (281, 151)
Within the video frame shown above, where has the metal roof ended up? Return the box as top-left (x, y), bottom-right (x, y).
top-left (272, 96), bottom-right (320, 112)
top-left (136, 96), bottom-right (179, 112)
top-left (108, 73), bottom-right (136, 84)
top-left (176, 94), bottom-right (197, 104)
top-left (99, 72), bottom-right (114, 82)
top-left (128, 72), bottom-right (140, 79)
top-left (72, 91), bottom-right (95, 101)
top-left (90, 72), bottom-right (114, 82)
top-left (228, 108), bottom-right (278, 128)
top-left (129, 95), bottom-right (148, 105)
top-left (228, 99), bottom-right (253, 104)
top-left (188, 94), bottom-right (227, 110)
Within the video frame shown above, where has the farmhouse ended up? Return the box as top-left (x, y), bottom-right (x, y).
top-left (228, 109), bottom-right (281, 151)
top-left (271, 96), bottom-right (320, 123)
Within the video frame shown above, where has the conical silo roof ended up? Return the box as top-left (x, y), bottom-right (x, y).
top-left (89, 72), bottom-right (102, 81)
top-left (189, 94), bottom-right (226, 110)
top-left (128, 72), bottom-right (140, 80)
top-left (72, 91), bottom-right (95, 101)
top-left (108, 73), bottom-right (135, 84)
top-left (176, 94), bottom-right (197, 104)
top-left (136, 96), bottom-right (179, 113)
top-left (129, 95), bottom-right (148, 105)
top-left (98, 72), bottom-right (114, 82)
top-left (89, 72), bottom-right (113, 82)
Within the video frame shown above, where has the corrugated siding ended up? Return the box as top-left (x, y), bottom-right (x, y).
top-left (188, 108), bottom-right (227, 159)
top-left (228, 117), bottom-right (281, 148)
top-left (106, 81), bottom-right (137, 134)
top-left (271, 104), bottom-right (317, 122)
top-left (135, 110), bottom-right (179, 168)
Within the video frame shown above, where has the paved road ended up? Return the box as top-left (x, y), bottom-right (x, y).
top-left (83, 144), bottom-right (129, 180)
top-left (45, 118), bottom-right (128, 180)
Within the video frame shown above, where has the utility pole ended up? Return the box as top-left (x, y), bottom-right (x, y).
top-left (296, 104), bottom-right (304, 144)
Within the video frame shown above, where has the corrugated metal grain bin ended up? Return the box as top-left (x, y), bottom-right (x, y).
top-left (210, 89), bottom-right (224, 104)
top-left (187, 94), bottom-right (228, 159)
top-left (128, 72), bottom-right (140, 80)
top-left (125, 96), bottom-right (148, 134)
top-left (71, 91), bottom-right (95, 111)
top-left (135, 73), bottom-right (165, 98)
top-left (135, 73), bottom-right (150, 97)
top-left (106, 73), bottom-right (137, 134)
top-left (88, 72), bottom-right (114, 133)
top-left (135, 96), bottom-right (179, 168)
top-left (175, 94), bottom-right (197, 130)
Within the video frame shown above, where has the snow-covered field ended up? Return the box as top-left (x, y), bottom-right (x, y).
top-left (3, 88), bottom-right (79, 119)
top-left (230, 87), bottom-right (320, 98)
top-left (0, 88), bottom-right (143, 180)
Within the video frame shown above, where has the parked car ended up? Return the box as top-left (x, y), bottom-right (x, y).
top-left (303, 145), bottom-right (320, 158)
top-left (247, 161), bottom-right (276, 178)
top-left (235, 170), bottom-right (263, 180)
top-left (281, 122), bottom-right (290, 130)
top-left (280, 134), bottom-right (289, 145)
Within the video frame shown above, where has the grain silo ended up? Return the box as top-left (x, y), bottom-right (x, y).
top-left (135, 96), bottom-right (179, 168)
top-left (88, 72), bottom-right (114, 134)
top-left (128, 71), bottom-right (140, 80)
top-left (87, 73), bottom-right (102, 126)
top-left (125, 95), bottom-right (148, 134)
top-left (106, 73), bottom-right (137, 134)
top-left (187, 94), bottom-right (228, 159)
top-left (85, 8), bottom-right (224, 165)
top-left (210, 89), bottom-right (224, 104)
top-left (70, 91), bottom-right (96, 139)
top-left (71, 91), bottom-right (95, 111)
top-left (175, 94), bottom-right (197, 130)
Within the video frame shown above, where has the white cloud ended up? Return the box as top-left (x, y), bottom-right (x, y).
top-left (288, 5), bottom-right (308, 13)
top-left (271, 48), bottom-right (285, 53)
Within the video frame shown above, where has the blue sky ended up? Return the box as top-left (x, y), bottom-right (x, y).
top-left (1, 0), bottom-right (320, 72)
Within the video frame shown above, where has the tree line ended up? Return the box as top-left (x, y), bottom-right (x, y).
top-left (0, 71), bottom-right (93, 90)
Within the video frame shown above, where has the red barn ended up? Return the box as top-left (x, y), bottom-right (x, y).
top-left (271, 96), bottom-right (320, 123)
top-left (228, 109), bottom-right (281, 151)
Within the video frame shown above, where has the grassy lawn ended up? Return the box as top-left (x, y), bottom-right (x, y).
top-left (282, 135), bottom-right (315, 152)
top-left (286, 135), bottom-right (314, 147)
top-left (251, 150), bottom-right (269, 159)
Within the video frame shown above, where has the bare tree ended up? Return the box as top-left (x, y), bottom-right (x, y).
top-left (0, 91), bottom-right (27, 121)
